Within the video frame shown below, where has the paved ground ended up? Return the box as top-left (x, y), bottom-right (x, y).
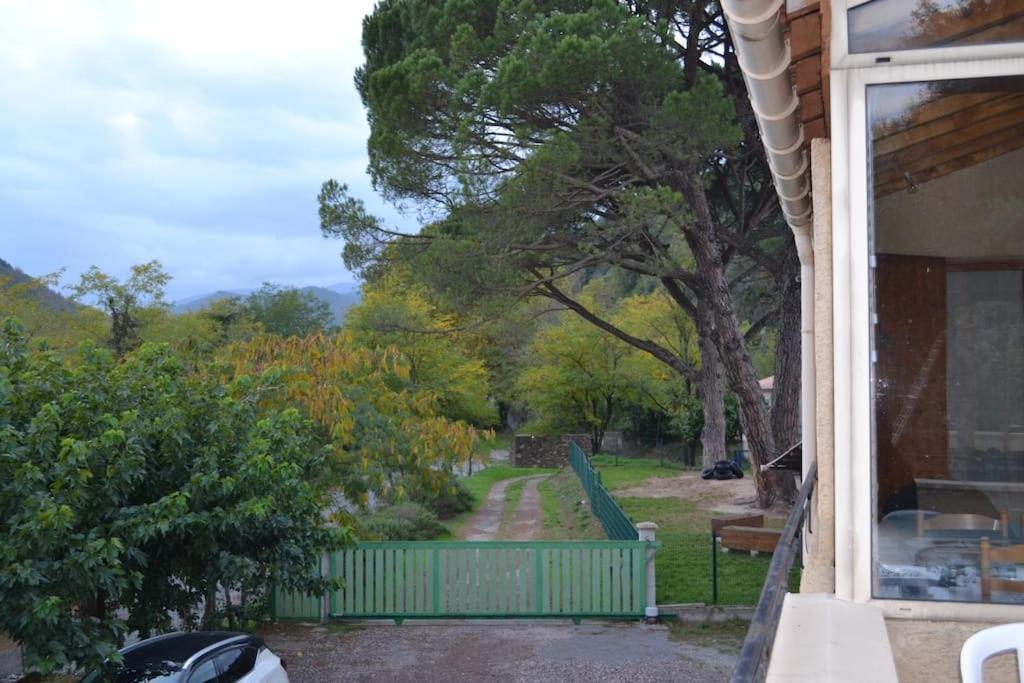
top-left (462, 475), bottom-right (547, 541)
top-left (263, 620), bottom-right (737, 682)
top-left (0, 636), bottom-right (20, 681)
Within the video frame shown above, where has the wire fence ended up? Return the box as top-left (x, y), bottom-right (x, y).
top-left (568, 440), bottom-right (638, 541)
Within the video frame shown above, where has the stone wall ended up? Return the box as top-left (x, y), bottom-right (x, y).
top-left (511, 435), bottom-right (570, 468)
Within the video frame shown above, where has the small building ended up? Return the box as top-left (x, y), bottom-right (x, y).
top-left (723, 0), bottom-right (1024, 679)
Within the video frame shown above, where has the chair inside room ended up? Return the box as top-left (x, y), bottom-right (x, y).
top-left (980, 537), bottom-right (1024, 602)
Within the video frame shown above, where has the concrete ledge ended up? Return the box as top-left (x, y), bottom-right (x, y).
top-left (766, 593), bottom-right (898, 683)
top-left (657, 603), bottom-right (755, 623)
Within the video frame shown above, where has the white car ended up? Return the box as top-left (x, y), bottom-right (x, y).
top-left (81, 631), bottom-right (289, 683)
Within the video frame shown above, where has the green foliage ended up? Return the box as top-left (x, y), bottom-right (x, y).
top-left (69, 260), bottom-right (171, 358)
top-left (0, 319), bottom-right (350, 674)
top-left (358, 503), bottom-right (446, 541)
top-left (0, 271), bottom-right (107, 354)
top-left (226, 333), bottom-right (480, 510)
top-left (416, 478), bottom-right (473, 518)
top-left (517, 310), bottom-right (635, 451)
top-left (244, 282), bottom-right (334, 338)
top-left (323, 0), bottom-right (743, 305)
top-left (345, 274), bottom-right (497, 426)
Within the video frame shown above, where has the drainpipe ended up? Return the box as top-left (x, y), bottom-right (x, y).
top-left (721, 0), bottom-right (817, 493)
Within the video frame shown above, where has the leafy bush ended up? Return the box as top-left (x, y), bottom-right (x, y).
top-left (0, 319), bottom-right (350, 675)
top-left (360, 503), bottom-right (446, 541)
top-left (423, 478), bottom-right (474, 518)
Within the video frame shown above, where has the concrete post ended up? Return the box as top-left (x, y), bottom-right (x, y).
top-left (637, 522), bottom-right (658, 621)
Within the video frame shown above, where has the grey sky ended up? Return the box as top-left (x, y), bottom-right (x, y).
top-left (0, 0), bottom-right (405, 302)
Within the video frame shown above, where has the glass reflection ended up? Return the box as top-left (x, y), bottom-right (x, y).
top-left (869, 76), bottom-right (1024, 603)
top-left (850, 0), bottom-right (1024, 53)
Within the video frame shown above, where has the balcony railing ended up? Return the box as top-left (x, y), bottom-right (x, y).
top-left (732, 460), bottom-right (818, 683)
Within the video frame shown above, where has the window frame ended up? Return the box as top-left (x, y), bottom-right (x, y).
top-left (831, 52), bottom-right (1024, 621)
top-left (833, 0), bottom-right (1024, 70)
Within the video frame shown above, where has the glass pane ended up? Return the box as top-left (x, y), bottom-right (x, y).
top-left (849, 0), bottom-right (1024, 53)
top-left (869, 75), bottom-right (1024, 604)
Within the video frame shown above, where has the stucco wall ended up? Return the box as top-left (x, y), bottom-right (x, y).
top-left (801, 138), bottom-right (836, 594)
top-left (887, 620), bottom-right (1017, 683)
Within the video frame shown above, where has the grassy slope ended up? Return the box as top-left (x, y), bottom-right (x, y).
top-left (536, 468), bottom-right (605, 540)
top-left (589, 456), bottom-right (794, 606)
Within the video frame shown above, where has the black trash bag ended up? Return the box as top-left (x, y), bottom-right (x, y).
top-left (701, 460), bottom-right (744, 480)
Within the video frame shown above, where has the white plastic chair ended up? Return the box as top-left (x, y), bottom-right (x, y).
top-left (960, 622), bottom-right (1024, 683)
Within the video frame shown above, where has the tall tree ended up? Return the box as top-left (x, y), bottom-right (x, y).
top-left (518, 309), bottom-right (637, 454)
top-left (69, 260), bottom-right (171, 358)
top-left (321, 0), bottom-right (798, 505)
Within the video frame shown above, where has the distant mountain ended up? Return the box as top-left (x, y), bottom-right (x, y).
top-left (173, 283), bottom-right (362, 327)
top-left (0, 258), bottom-right (79, 312)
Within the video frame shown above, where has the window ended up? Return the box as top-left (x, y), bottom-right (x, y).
top-left (185, 659), bottom-right (218, 683)
top-left (849, 0), bottom-right (1024, 54)
top-left (213, 647), bottom-right (258, 683)
top-left (869, 74), bottom-right (1024, 604)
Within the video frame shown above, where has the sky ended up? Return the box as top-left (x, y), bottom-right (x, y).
top-left (0, 0), bottom-right (409, 303)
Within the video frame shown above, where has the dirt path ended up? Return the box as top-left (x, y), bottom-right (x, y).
top-left (500, 476), bottom-right (545, 540)
top-left (462, 475), bottom-right (547, 541)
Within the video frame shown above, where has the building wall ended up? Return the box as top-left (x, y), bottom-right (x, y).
top-left (802, 138), bottom-right (837, 593)
top-left (887, 620), bottom-right (1018, 683)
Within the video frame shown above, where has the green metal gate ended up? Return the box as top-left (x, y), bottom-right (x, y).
top-left (272, 539), bottom-right (652, 621)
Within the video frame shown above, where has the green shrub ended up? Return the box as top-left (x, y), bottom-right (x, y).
top-left (360, 503), bottom-right (446, 540)
top-left (422, 479), bottom-right (474, 518)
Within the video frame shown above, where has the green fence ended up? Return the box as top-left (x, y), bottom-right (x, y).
top-left (568, 441), bottom-right (638, 541)
top-left (272, 539), bottom-right (650, 621)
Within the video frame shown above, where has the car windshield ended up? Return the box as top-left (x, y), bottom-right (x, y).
top-left (80, 660), bottom-right (182, 683)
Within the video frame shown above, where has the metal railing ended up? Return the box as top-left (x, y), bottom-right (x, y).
top-left (732, 461), bottom-right (818, 683)
top-left (568, 440), bottom-right (638, 541)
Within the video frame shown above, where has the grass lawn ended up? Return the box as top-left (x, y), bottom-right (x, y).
top-left (580, 456), bottom-right (794, 605)
top-left (588, 454), bottom-right (685, 490)
top-left (442, 465), bottom-right (555, 538)
top-left (616, 496), bottom-right (797, 605)
top-left (536, 468), bottom-right (605, 540)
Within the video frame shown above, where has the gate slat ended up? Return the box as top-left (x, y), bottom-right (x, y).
top-left (611, 547), bottom-right (621, 613)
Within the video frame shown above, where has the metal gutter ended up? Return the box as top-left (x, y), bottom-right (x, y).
top-left (721, 0), bottom-right (818, 506)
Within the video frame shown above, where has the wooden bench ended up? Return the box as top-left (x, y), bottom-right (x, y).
top-left (720, 525), bottom-right (782, 556)
top-left (711, 514), bottom-right (764, 536)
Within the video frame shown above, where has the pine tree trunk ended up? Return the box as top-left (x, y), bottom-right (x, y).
top-left (696, 300), bottom-right (727, 469)
top-left (683, 176), bottom-right (779, 507)
top-left (771, 248), bottom-right (803, 501)
top-left (772, 248), bottom-right (802, 450)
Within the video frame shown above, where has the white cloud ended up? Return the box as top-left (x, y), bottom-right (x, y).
top-left (0, 0), bottom-right (402, 300)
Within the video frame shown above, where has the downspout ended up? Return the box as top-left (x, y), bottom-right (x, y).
top-left (720, 0), bottom-right (817, 492)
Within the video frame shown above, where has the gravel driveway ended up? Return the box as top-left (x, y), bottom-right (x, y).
top-left (262, 620), bottom-right (736, 682)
